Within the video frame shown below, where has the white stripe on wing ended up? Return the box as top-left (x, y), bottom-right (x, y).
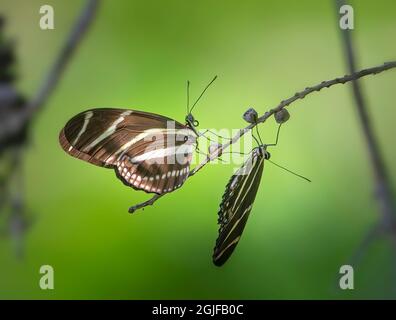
top-left (69, 111), bottom-right (94, 151)
top-left (83, 110), bottom-right (132, 152)
top-left (130, 145), bottom-right (194, 163)
top-left (106, 128), bottom-right (195, 164)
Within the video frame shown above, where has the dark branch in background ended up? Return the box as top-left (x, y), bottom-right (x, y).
top-left (0, 0), bottom-right (100, 141)
top-left (0, 0), bottom-right (100, 256)
top-left (27, 0), bottom-right (100, 116)
top-left (334, 0), bottom-right (396, 266)
top-left (8, 148), bottom-right (30, 259)
top-left (129, 61), bottom-right (396, 213)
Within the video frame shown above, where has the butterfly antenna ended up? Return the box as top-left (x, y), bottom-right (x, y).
top-left (190, 76), bottom-right (218, 113)
top-left (187, 80), bottom-right (190, 114)
top-left (268, 159), bottom-right (311, 183)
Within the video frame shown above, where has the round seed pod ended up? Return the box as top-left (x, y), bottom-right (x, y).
top-left (274, 109), bottom-right (290, 124)
top-left (243, 107), bottom-right (258, 123)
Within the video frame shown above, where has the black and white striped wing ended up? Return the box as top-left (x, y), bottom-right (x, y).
top-left (213, 147), bottom-right (265, 266)
top-left (59, 108), bottom-right (196, 194)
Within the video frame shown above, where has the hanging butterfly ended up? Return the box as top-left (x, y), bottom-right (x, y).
top-left (59, 77), bottom-right (217, 195)
top-left (212, 110), bottom-right (309, 266)
top-left (212, 145), bottom-right (269, 266)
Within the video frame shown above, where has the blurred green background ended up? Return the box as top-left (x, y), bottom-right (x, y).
top-left (1, 0), bottom-right (395, 299)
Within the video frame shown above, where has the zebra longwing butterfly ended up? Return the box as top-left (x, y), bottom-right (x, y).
top-left (59, 108), bottom-right (198, 194)
top-left (59, 77), bottom-right (217, 196)
top-left (213, 145), bottom-right (270, 266)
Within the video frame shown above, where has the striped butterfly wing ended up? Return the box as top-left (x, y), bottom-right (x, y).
top-left (114, 132), bottom-right (194, 194)
top-left (59, 108), bottom-right (196, 194)
top-left (213, 147), bottom-right (265, 266)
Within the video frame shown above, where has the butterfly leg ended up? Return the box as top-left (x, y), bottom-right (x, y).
top-left (196, 130), bottom-right (234, 162)
top-left (265, 124), bottom-right (282, 147)
top-left (194, 145), bottom-right (227, 163)
top-left (215, 150), bottom-right (255, 164)
top-left (221, 150), bottom-right (253, 156)
top-left (198, 129), bottom-right (233, 143)
top-left (129, 194), bottom-right (163, 214)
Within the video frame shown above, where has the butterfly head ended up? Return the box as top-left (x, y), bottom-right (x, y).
top-left (258, 145), bottom-right (271, 160)
top-left (185, 113), bottom-right (199, 128)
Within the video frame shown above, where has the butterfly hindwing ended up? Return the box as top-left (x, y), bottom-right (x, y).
top-left (115, 152), bottom-right (191, 194)
top-left (59, 108), bottom-right (196, 194)
top-left (213, 147), bottom-right (265, 266)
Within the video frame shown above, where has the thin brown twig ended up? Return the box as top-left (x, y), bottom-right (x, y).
top-left (129, 61), bottom-right (396, 213)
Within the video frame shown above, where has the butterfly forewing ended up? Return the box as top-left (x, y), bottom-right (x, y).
top-left (213, 147), bottom-right (265, 266)
top-left (59, 108), bottom-right (196, 194)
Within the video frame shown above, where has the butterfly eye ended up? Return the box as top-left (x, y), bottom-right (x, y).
top-left (152, 136), bottom-right (157, 141)
top-left (193, 120), bottom-right (199, 127)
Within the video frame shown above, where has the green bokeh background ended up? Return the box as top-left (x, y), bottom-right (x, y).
top-left (1, 0), bottom-right (396, 299)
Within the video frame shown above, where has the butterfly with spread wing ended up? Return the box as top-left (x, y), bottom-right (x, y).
top-left (59, 77), bottom-right (217, 195)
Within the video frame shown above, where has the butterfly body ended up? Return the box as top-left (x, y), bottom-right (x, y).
top-left (59, 108), bottom-right (197, 194)
top-left (213, 146), bottom-right (270, 266)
